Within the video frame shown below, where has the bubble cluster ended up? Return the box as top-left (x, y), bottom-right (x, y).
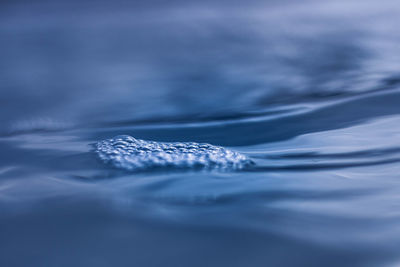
top-left (95, 135), bottom-right (253, 171)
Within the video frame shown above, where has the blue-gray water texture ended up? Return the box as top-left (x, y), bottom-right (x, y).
top-left (1, 0), bottom-right (400, 266)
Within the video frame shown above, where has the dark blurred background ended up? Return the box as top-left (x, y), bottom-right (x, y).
top-left (1, 0), bottom-right (399, 133)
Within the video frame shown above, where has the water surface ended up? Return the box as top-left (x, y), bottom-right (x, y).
top-left (1, 0), bottom-right (400, 266)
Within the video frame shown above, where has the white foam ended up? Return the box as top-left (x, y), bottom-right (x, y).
top-left (95, 135), bottom-right (253, 171)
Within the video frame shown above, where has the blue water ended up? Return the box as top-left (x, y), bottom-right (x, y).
top-left (1, 0), bottom-right (400, 266)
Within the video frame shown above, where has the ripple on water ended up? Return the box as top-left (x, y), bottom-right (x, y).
top-left (95, 135), bottom-right (253, 172)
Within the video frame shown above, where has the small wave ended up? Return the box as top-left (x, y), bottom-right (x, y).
top-left (95, 135), bottom-right (253, 172)
top-left (253, 147), bottom-right (400, 160)
top-left (250, 157), bottom-right (400, 172)
top-left (5, 117), bottom-right (73, 136)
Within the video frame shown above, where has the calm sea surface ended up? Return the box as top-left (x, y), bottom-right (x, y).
top-left (1, 0), bottom-right (400, 266)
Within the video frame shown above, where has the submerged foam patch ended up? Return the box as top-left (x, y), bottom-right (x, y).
top-left (95, 135), bottom-right (253, 171)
